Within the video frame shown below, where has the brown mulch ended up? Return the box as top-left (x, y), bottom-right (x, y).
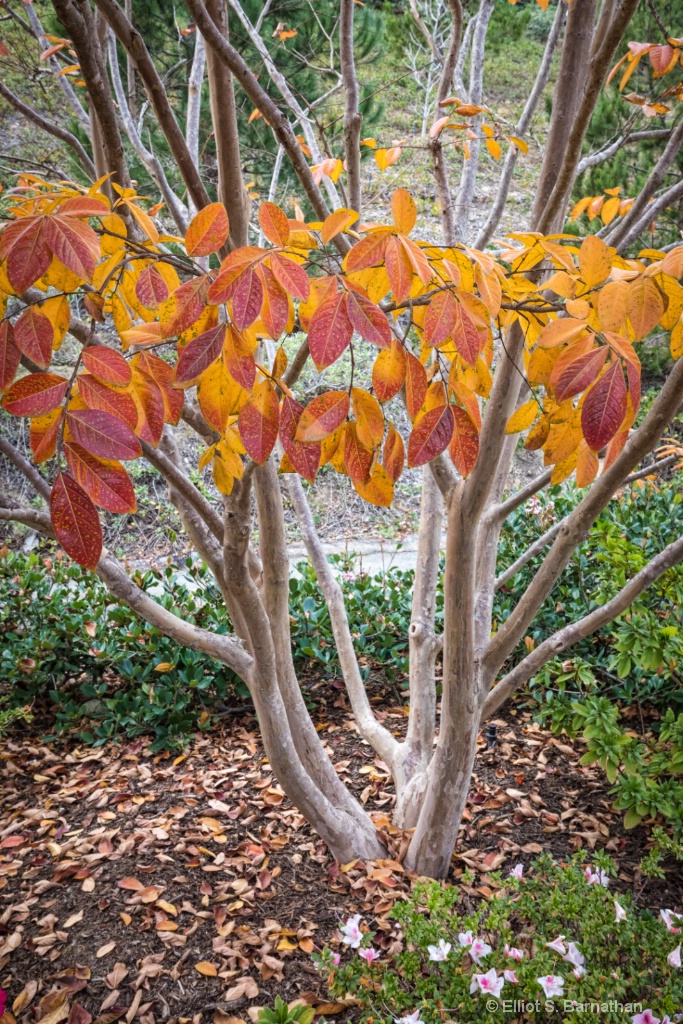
top-left (0, 689), bottom-right (681, 1024)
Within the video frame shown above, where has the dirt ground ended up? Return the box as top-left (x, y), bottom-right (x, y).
top-left (1, 680), bottom-right (681, 1024)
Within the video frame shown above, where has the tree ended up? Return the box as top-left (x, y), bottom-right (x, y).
top-left (2, 0), bottom-right (683, 879)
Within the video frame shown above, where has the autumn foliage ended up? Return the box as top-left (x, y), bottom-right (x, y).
top-left (2, 181), bottom-right (682, 569)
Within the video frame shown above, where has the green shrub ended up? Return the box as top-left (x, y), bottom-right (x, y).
top-left (316, 854), bottom-right (683, 1023)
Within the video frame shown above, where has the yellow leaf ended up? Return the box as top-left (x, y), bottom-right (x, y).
top-left (671, 317), bottom-right (683, 360)
top-left (195, 962), bottom-right (218, 977)
top-left (508, 136), bottom-right (528, 154)
top-left (506, 400), bottom-right (539, 434)
top-left (578, 234), bottom-right (613, 288)
top-left (154, 662), bottom-right (173, 673)
top-left (485, 138), bottom-right (502, 160)
top-left (601, 195), bottom-right (621, 225)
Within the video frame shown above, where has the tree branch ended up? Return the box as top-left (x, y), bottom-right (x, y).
top-left (576, 128), bottom-right (672, 176)
top-left (92, 0), bottom-right (212, 214)
top-left (0, 81), bottom-right (96, 180)
top-left (484, 533), bottom-right (683, 718)
top-left (340, 0), bottom-right (362, 216)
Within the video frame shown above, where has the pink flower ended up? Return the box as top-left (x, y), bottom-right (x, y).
top-left (504, 943), bottom-right (525, 961)
top-left (469, 968), bottom-right (505, 998)
top-left (509, 863), bottom-right (524, 880)
top-left (632, 1012), bottom-right (660, 1024)
top-left (537, 975), bottom-right (564, 999)
top-left (661, 909), bottom-right (682, 934)
top-left (340, 914), bottom-right (363, 949)
top-left (584, 866), bottom-right (609, 886)
top-left (668, 944), bottom-right (681, 968)
top-left (504, 969), bottom-right (519, 984)
top-left (615, 900), bottom-right (627, 923)
top-left (458, 930), bottom-right (474, 948)
top-left (359, 948), bottom-right (380, 964)
top-left (331, 952), bottom-right (341, 966)
top-left (427, 939), bottom-right (451, 962)
top-left (563, 942), bottom-right (585, 968)
top-left (573, 965), bottom-right (586, 980)
top-left (546, 935), bottom-right (567, 955)
top-left (0, 990), bottom-right (5, 1018)
top-left (469, 938), bottom-right (493, 964)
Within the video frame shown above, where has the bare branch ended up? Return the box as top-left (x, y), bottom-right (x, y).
top-left (23, 2), bottom-right (91, 129)
top-left (611, 178), bottom-right (683, 253)
top-left (340, 0), bottom-right (362, 216)
top-left (475, 0), bottom-right (565, 248)
top-left (484, 533), bottom-right (683, 718)
top-left (139, 439), bottom-right (223, 543)
top-left (576, 128), bottom-right (672, 176)
top-left (0, 436), bottom-right (51, 503)
top-left (185, 29), bottom-right (206, 218)
top-left (93, 0), bottom-right (212, 214)
top-left (0, 81), bottom-right (96, 181)
top-left (490, 469), bottom-right (553, 524)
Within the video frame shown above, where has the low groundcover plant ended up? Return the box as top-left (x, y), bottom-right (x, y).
top-left (314, 854), bottom-right (683, 1022)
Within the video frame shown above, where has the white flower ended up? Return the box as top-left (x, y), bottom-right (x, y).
top-left (469, 938), bottom-right (493, 964)
top-left (632, 1011), bottom-right (660, 1024)
top-left (661, 909), bottom-right (682, 934)
top-left (469, 968), bottom-right (505, 998)
top-left (504, 969), bottom-right (519, 984)
top-left (458, 930), bottom-right (474, 948)
top-left (509, 863), bottom-right (524, 880)
top-left (359, 947), bottom-right (380, 964)
top-left (615, 900), bottom-right (627, 923)
top-left (668, 944), bottom-right (681, 968)
top-left (427, 939), bottom-right (451, 962)
top-left (573, 965), bottom-right (586, 980)
top-left (546, 935), bottom-right (567, 955)
top-left (584, 866), bottom-right (609, 886)
top-left (537, 974), bottom-right (564, 999)
top-left (504, 943), bottom-right (525, 961)
top-left (394, 1012), bottom-right (424, 1024)
top-left (340, 914), bottom-right (363, 948)
top-left (563, 942), bottom-right (585, 968)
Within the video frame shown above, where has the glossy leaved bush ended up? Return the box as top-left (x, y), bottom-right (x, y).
top-left (2, 180), bottom-right (683, 569)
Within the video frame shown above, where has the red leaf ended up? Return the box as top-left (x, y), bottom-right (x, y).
top-left (0, 321), bottom-right (21, 390)
top-left (207, 247), bottom-right (265, 304)
top-left (258, 202), bottom-right (290, 247)
top-left (65, 443), bottom-right (136, 513)
top-left (258, 265), bottom-right (289, 340)
top-left (405, 350), bottom-right (428, 420)
top-left (67, 409), bottom-right (142, 460)
top-left (449, 406), bottom-right (479, 477)
top-left (161, 277), bottom-right (208, 338)
top-left (308, 292), bottom-right (353, 370)
top-left (453, 301), bottom-right (482, 367)
top-left (1, 216), bottom-right (51, 294)
top-left (81, 346), bottom-right (132, 387)
top-left (627, 359), bottom-right (641, 414)
top-left (57, 197), bottom-right (109, 218)
top-left (581, 361), bottom-right (627, 452)
top-left (224, 325), bottom-right (256, 391)
top-left (407, 403), bottom-right (454, 467)
top-left (346, 291), bottom-right (392, 348)
top-left (14, 306), bottom-right (54, 368)
top-left (134, 352), bottom-right (184, 425)
top-left (296, 390), bottom-right (350, 442)
top-left (2, 372), bottom-right (68, 417)
top-left (383, 424), bottom-right (405, 483)
top-left (44, 215), bottom-right (99, 281)
top-left (344, 422), bottom-right (373, 485)
top-left (424, 290), bottom-right (457, 347)
top-left (175, 324), bottom-right (225, 385)
top-left (78, 373), bottom-right (138, 428)
top-left (231, 266), bottom-right (263, 331)
top-left (269, 252), bottom-right (310, 301)
top-left (135, 265), bottom-right (169, 310)
top-left (50, 472), bottom-right (103, 569)
top-left (279, 395), bottom-right (320, 484)
top-left (185, 203), bottom-right (230, 256)
top-left (553, 347), bottom-right (608, 403)
top-left (238, 381), bottom-right (279, 464)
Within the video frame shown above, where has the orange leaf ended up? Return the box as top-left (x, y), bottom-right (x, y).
top-left (391, 189), bottom-right (417, 235)
top-left (449, 406), bottom-right (479, 477)
top-left (237, 380), bottom-right (279, 463)
top-left (372, 339), bottom-right (406, 402)
top-left (185, 203), bottom-right (230, 256)
top-left (258, 202), bottom-right (290, 247)
top-left (308, 291), bottom-right (353, 370)
top-left (383, 423), bottom-right (404, 483)
top-left (322, 208), bottom-right (359, 244)
top-left (351, 387), bottom-right (384, 448)
top-left (296, 390), bottom-right (350, 442)
top-left (578, 234), bottom-right (612, 288)
top-left (2, 372), bottom-right (68, 417)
